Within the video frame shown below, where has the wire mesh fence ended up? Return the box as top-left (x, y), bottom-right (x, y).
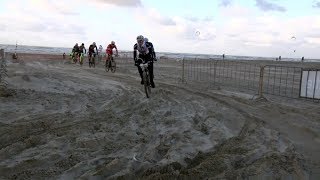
top-left (183, 58), bottom-right (260, 94)
top-left (181, 58), bottom-right (320, 102)
top-left (263, 65), bottom-right (302, 98)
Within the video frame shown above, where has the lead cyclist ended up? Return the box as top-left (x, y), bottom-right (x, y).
top-left (133, 35), bottom-right (156, 88)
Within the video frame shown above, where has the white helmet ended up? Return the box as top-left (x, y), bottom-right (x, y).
top-left (137, 35), bottom-right (144, 41)
top-left (144, 38), bottom-right (148, 42)
top-left (111, 41), bottom-right (115, 45)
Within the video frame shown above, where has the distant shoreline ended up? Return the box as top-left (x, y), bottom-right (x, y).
top-left (1, 44), bottom-right (319, 62)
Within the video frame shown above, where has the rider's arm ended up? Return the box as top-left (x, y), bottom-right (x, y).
top-left (147, 42), bottom-right (156, 59)
top-left (151, 43), bottom-right (156, 59)
top-left (133, 44), bottom-right (138, 60)
top-left (115, 45), bottom-right (118, 55)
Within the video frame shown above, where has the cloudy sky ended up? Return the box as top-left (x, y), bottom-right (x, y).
top-left (0, 0), bottom-right (319, 58)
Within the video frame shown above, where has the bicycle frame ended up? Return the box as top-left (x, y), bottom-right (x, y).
top-left (88, 53), bottom-right (96, 68)
top-left (138, 58), bottom-right (151, 98)
top-left (105, 55), bottom-right (116, 73)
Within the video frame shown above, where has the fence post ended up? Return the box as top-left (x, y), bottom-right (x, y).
top-left (0, 49), bottom-right (3, 59)
top-left (182, 57), bottom-right (185, 83)
top-left (258, 65), bottom-right (266, 99)
top-left (213, 60), bottom-right (217, 85)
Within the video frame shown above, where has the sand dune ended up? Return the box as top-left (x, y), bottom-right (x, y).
top-left (0, 54), bottom-right (319, 179)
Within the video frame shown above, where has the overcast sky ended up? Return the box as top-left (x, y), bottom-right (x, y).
top-left (0, 0), bottom-right (319, 58)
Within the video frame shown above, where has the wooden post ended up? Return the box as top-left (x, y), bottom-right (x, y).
top-left (0, 49), bottom-right (4, 60)
top-left (258, 66), bottom-right (266, 99)
top-left (182, 57), bottom-right (185, 83)
top-left (213, 60), bottom-right (217, 85)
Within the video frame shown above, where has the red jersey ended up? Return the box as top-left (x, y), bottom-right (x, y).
top-left (106, 44), bottom-right (117, 55)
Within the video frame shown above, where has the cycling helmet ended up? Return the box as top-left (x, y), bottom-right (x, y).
top-left (137, 35), bottom-right (144, 45)
top-left (93, 42), bottom-right (96, 45)
top-left (111, 41), bottom-right (115, 45)
top-left (81, 43), bottom-right (84, 46)
top-left (75, 43), bottom-right (78, 46)
top-left (144, 38), bottom-right (148, 42)
top-left (137, 35), bottom-right (144, 41)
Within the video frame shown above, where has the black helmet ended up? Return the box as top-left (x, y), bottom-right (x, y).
top-left (81, 43), bottom-right (84, 45)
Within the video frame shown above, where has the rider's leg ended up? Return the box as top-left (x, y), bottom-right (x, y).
top-left (89, 53), bottom-right (92, 63)
top-left (105, 54), bottom-right (109, 67)
top-left (137, 66), bottom-right (144, 84)
top-left (148, 62), bottom-right (155, 88)
top-left (137, 54), bottom-right (146, 84)
top-left (108, 54), bottom-right (111, 67)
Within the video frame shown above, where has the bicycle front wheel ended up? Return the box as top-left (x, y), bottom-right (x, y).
top-left (143, 71), bottom-right (151, 98)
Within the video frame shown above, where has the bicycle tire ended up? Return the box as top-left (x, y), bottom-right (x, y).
top-left (80, 54), bottom-right (84, 66)
top-left (143, 71), bottom-right (151, 98)
top-left (111, 60), bottom-right (116, 73)
top-left (105, 61), bottom-right (110, 72)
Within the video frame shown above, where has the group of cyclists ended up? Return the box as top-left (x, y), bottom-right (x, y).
top-left (70, 35), bottom-right (157, 88)
top-left (71, 41), bottom-right (118, 66)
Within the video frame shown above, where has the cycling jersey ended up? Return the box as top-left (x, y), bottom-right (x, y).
top-left (72, 45), bottom-right (79, 53)
top-left (79, 45), bottom-right (86, 54)
top-left (88, 44), bottom-right (97, 54)
top-left (133, 42), bottom-right (155, 61)
top-left (106, 44), bottom-right (117, 55)
top-left (98, 45), bottom-right (103, 54)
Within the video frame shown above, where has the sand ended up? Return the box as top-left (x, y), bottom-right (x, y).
top-left (0, 53), bottom-right (319, 179)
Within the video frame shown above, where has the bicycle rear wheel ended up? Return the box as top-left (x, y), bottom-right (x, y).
top-left (111, 60), bottom-right (116, 73)
top-left (143, 71), bottom-right (151, 98)
top-left (105, 61), bottom-right (110, 72)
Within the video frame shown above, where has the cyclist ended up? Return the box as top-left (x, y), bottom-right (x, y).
top-left (98, 45), bottom-right (103, 54)
top-left (79, 43), bottom-right (86, 55)
top-left (78, 43), bottom-right (86, 64)
top-left (72, 43), bottom-right (80, 62)
top-left (106, 41), bottom-right (118, 66)
top-left (88, 42), bottom-right (98, 63)
top-left (98, 45), bottom-right (103, 61)
top-left (133, 35), bottom-right (156, 88)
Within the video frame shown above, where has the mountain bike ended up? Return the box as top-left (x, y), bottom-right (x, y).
top-left (88, 53), bottom-right (96, 68)
top-left (105, 54), bottom-right (117, 73)
top-left (71, 52), bottom-right (79, 64)
top-left (79, 52), bottom-right (84, 66)
top-left (138, 58), bottom-right (152, 98)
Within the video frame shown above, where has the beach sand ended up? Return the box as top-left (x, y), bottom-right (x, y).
top-left (0, 53), bottom-right (319, 179)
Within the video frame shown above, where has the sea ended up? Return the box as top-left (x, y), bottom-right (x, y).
top-left (1, 44), bottom-right (319, 62)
